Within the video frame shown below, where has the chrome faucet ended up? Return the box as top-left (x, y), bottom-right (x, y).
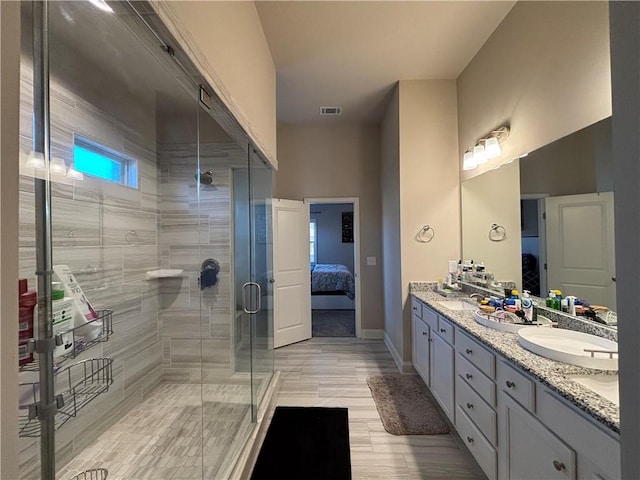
top-left (469, 293), bottom-right (484, 302)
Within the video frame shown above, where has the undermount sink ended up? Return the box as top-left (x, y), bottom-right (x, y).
top-left (474, 310), bottom-right (553, 333)
top-left (517, 328), bottom-right (618, 370)
top-left (571, 374), bottom-right (619, 406)
top-left (435, 301), bottom-right (477, 311)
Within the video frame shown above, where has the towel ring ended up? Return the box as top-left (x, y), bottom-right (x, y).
top-left (489, 223), bottom-right (507, 242)
top-left (417, 224), bottom-right (435, 243)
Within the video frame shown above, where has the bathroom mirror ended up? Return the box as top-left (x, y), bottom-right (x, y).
top-left (461, 117), bottom-right (616, 314)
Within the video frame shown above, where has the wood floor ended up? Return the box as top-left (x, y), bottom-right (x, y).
top-left (274, 337), bottom-right (487, 480)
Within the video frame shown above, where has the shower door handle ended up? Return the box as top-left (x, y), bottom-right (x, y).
top-left (242, 282), bottom-right (260, 314)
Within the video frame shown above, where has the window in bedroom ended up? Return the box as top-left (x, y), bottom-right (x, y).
top-left (310, 219), bottom-right (318, 265)
top-left (73, 135), bottom-right (139, 188)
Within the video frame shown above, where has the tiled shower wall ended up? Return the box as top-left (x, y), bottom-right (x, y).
top-left (18, 59), bottom-right (163, 477)
top-left (158, 143), bottom-right (247, 384)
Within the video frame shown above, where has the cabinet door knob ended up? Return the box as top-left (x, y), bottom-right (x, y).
top-left (422, 331), bottom-right (428, 336)
top-left (465, 348), bottom-right (472, 354)
top-left (440, 328), bottom-right (446, 333)
top-left (506, 380), bottom-right (515, 388)
top-left (466, 402), bottom-right (473, 409)
top-left (465, 373), bottom-right (473, 380)
top-left (413, 306), bottom-right (417, 311)
top-left (466, 436), bottom-right (474, 443)
top-left (552, 460), bottom-right (565, 471)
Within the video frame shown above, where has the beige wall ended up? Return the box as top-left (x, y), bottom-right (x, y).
top-left (380, 86), bottom-right (402, 350)
top-left (156, 1), bottom-right (277, 166)
top-left (274, 124), bottom-right (383, 332)
top-left (458, 1), bottom-right (611, 181)
top-left (462, 160), bottom-right (522, 289)
top-left (0, 2), bottom-right (20, 478)
top-left (398, 80), bottom-right (461, 363)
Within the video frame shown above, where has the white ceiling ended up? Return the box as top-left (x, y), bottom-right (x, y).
top-left (256, 1), bottom-right (516, 125)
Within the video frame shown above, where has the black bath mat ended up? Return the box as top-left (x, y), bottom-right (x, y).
top-left (251, 406), bottom-right (352, 480)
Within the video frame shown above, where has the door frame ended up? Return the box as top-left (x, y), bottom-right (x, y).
top-left (521, 194), bottom-right (548, 296)
top-left (305, 197), bottom-right (362, 338)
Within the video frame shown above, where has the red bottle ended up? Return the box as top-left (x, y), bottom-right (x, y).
top-left (18, 279), bottom-right (37, 367)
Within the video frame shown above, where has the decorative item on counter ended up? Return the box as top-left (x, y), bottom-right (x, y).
top-left (199, 258), bottom-right (220, 290)
top-left (53, 265), bottom-right (102, 342)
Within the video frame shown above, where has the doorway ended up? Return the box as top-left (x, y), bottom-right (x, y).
top-left (306, 198), bottom-right (361, 338)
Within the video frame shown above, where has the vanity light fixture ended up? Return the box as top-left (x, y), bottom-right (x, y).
top-left (463, 125), bottom-right (511, 168)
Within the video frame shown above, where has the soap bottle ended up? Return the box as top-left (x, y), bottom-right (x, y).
top-left (551, 290), bottom-right (562, 311)
top-left (510, 289), bottom-right (521, 309)
top-left (522, 290), bottom-right (534, 322)
top-left (546, 290), bottom-right (555, 308)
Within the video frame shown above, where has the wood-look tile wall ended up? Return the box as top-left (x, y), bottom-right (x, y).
top-left (157, 143), bottom-right (247, 384)
top-left (17, 60), bottom-right (163, 479)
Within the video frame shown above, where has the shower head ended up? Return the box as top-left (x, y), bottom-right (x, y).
top-left (197, 170), bottom-right (214, 186)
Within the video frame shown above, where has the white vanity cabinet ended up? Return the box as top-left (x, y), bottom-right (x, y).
top-left (431, 321), bottom-right (455, 422)
top-left (499, 390), bottom-right (576, 480)
top-left (411, 298), bottom-right (431, 386)
top-left (455, 330), bottom-right (498, 480)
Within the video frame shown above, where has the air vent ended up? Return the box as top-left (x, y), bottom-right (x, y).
top-left (320, 106), bottom-right (342, 116)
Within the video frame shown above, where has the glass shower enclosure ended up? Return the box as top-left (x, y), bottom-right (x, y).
top-left (17, 1), bottom-right (274, 479)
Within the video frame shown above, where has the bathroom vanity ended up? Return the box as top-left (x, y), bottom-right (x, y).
top-left (411, 284), bottom-right (619, 480)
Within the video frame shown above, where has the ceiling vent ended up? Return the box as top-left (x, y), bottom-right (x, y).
top-left (320, 106), bottom-right (342, 116)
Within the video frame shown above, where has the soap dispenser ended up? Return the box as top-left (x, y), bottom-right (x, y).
top-left (522, 290), bottom-right (534, 323)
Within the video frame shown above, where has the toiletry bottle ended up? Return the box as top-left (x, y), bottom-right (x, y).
top-left (18, 279), bottom-right (37, 367)
top-left (511, 289), bottom-right (521, 309)
top-left (546, 290), bottom-right (555, 308)
top-left (566, 296), bottom-right (577, 316)
top-left (552, 290), bottom-right (562, 311)
top-left (522, 290), bottom-right (533, 322)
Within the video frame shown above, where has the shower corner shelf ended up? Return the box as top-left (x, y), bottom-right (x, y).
top-left (19, 357), bottom-right (114, 438)
top-left (145, 268), bottom-right (184, 280)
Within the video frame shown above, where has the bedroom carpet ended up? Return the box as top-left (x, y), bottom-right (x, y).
top-left (250, 406), bottom-right (352, 480)
top-left (312, 309), bottom-right (355, 337)
top-left (366, 374), bottom-right (450, 435)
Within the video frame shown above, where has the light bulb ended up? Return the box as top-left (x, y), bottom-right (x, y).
top-left (473, 144), bottom-right (487, 165)
top-left (463, 151), bottom-right (477, 171)
top-left (50, 157), bottom-right (67, 175)
top-left (87, 0), bottom-right (114, 13)
top-left (66, 168), bottom-right (84, 181)
top-left (484, 137), bottom-right (501, 158)
top-left (25, 151), bottom-right (46, 169)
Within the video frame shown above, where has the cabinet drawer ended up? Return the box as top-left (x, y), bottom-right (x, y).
top-left (422, 305), bottom-right (438, 331)
top-left (411, 298), bottom-right (422, 319)
top-left (456, 375), bottom-right (497, 445)
top-left (436, 316), bottom-right (455, 345)
top-left (455, 406), bottom-right (497, 480)
top-left (497, 359), bottom-right (535, 412)
top-left (456, 353), bottom-right (496, 406)
top-left (537, 388), bottom-right (620, 479)
top-left (456, 330), bottom-right (495, 379)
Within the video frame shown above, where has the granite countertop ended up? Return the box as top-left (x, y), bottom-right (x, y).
top-left (410, 283), bottom-right (620, 435)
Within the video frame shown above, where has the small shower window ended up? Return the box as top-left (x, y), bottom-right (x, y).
top-left (73, 136), bottom-right (138, 188)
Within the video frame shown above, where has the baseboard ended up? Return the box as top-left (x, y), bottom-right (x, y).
top-left (383, 332), bottom-right (415, 374)
top-left (229, 370), bottom-right (281, 480)
top-left (360, 328), bottom-right (384, 339)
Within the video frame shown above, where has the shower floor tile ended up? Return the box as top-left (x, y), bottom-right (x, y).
top-left (57, 382), bottom-right (254, 480)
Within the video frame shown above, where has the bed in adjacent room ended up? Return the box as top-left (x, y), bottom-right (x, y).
top-left (311, 263), bottom-right (355, 305)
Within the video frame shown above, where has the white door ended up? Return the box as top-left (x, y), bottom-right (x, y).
top-left (272, 198), bottom-right (311, 348)
top-left (546, 192), bottom-right (616, 309)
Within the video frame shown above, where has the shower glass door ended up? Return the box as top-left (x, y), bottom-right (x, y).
top-left (248, 148), bottom-right (274, 418)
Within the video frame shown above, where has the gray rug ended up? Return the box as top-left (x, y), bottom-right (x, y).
top-left (312, 309), bottom-right (355, 337)
top-left (366, 374), bottom-right (450, 435)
